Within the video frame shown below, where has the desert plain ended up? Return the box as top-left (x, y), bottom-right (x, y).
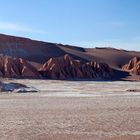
top-left (0, 79), bottom-right (140, 140)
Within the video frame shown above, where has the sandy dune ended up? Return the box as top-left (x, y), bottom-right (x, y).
top-left (0, 34), bottom-right (140, 69)
top-left (0, 34), bottom-right (140, 80)
top-left (0, 80), bottom-right (140, 140)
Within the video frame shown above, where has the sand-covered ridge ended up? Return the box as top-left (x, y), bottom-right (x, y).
top-left (0, 80), bottom-right (140, 140)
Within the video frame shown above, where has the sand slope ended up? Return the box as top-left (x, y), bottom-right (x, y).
top-left (0, 34), bottom-right (140, 68)
top-left (0, 34), bottom-right (140, 80)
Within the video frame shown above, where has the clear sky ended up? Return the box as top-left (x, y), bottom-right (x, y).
top-left (0, 0), bottom-right (140, 51)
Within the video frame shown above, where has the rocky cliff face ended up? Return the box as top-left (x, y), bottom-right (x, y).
top-left (39, 54), bottom-right (114, 80)
top-left (122, 57), bottom-right (140, 75)
top-left (0, 56), bottom-right (40, 78)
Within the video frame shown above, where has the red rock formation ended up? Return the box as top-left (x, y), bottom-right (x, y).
top-left (0, 56), bottom-right (40, 78)
top-left (122, 57), bottom-right (140, 75)
top-left (39, 54), bottom-right (114, 80)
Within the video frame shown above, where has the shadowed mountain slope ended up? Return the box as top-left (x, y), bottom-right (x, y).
top-left (0, 34), bottom-right (140, 69)
top-left (0, 34), bottom-right (140, 80)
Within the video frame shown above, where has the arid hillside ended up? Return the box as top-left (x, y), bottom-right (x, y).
top-left (0, 34), bottom-right (140, 80)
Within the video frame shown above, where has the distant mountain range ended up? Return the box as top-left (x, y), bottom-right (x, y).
top-left (0, 34), bottom-right (140, 81)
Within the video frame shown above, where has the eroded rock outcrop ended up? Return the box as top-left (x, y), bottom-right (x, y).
top-left (39, 54), bottom-right (114, 80)
top-left (0, 56), bottom-right (40, 78)
top-left (122, 57), bottom-right (140, 75)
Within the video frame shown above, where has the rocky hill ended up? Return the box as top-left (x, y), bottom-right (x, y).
top-left (0, 56), bottom-right (40, 78)
top-left (0, 34), bottom-right (140, 80)
top-left (122, 57), bottom-right (140, 75)
top-left (39, 54), bottom-right (114, 80)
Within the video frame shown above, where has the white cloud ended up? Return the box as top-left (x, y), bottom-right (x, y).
top-left (0, 22), bottom-right (46, 34)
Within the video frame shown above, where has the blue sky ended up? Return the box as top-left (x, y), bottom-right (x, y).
top-left (0, 0), bottom-right (140, 51)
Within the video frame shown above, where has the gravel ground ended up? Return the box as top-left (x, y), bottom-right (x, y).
top-left (0, 80), bottom-right (140, 140)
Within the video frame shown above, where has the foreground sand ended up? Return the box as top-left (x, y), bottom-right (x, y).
top-left (0, 80), bottom-right (140, 140)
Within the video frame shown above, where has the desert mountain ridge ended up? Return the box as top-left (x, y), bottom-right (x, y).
top-left (39, 54), bottom-right (114, 80)
top-left (122, 57), bottom-right (140, 75)
top-left (0, 33), bottom-right (140, 80)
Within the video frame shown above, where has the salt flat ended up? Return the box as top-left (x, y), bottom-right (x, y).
top-left (0, 80), bottom-right (140, 140)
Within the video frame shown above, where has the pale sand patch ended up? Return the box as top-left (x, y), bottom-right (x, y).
top-left (0, 80), bottom-right (140, 140)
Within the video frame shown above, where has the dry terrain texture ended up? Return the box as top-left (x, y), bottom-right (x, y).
top-left (0, 80), bottom-right (140, 140)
